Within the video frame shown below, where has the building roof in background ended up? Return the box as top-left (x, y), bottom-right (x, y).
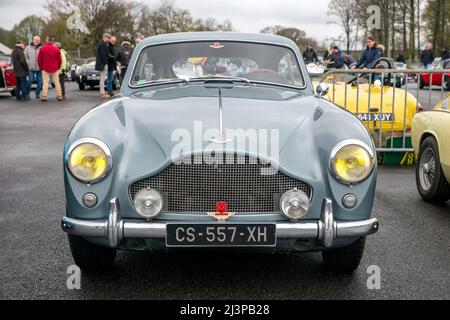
top-left (0, 42), bottom-right (12, 54)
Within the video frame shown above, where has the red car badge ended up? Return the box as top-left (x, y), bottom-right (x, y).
top-left (207, 201), bottom-right (236, 221)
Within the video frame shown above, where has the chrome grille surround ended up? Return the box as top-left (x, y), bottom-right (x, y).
top-left (129, 154), bottom-right (313, 214)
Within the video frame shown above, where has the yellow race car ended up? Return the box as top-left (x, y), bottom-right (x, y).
top-left (315, 59), bottom-right (420, 150)
top-left (412, 94), bottom-right (450, 203)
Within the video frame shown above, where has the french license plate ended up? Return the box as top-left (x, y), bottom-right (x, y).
top-left (166, 224), bottom-right (276, 247)
top-left (355, 113), bottom-right (395, 122)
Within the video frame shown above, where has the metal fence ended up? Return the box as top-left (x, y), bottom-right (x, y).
top-left (318, 68), bottom-right (449, 155)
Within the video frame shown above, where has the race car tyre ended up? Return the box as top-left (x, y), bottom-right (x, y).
top-left (322, 237), bottom-right (366, 273)
top-left (68, 234), bottom-right (117, 272)
top-left (79, 83), bottom-right (85, 90)
top-left (416, 136), bottom-right (450, 203)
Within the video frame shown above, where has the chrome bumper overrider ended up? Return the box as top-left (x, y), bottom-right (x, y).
top-left (61, 198), bottom-right (379, 249)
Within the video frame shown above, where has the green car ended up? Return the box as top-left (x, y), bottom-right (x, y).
top-left (62, 32), bottom-right (379, 273)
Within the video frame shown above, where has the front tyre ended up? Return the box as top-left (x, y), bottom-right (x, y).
top-left (322, 237), bottom-right (366, 273)
top-left (416, 137), bottom-right (450, 203)
top-left (68, 235), bottom-right (116, 271)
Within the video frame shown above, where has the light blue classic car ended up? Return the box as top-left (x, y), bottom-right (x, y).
top-left (62, 32), bottom-right (379, 273)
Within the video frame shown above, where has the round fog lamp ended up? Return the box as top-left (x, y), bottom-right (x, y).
top-left (134, 188), bottom-right (163, 219)
top-left (342, 194), bottom-right (358, 209)
top-left (280, 189), bottom-right (310, 221)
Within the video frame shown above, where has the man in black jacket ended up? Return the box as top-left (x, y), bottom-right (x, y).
top-left (441, 46), bottom-right (450, 61)
top-left (303, 44), bottom-right (318, 64)
top-left (421, 43), bottom-right (435, 69)
top-left (11, 40), bottom-right (29, 101)
top-left (116, 41), bottom-right (134, 85)
top-left (95, 33), bottom-right (111, 98)
top-left (107, 36), bottom-right (117, 96)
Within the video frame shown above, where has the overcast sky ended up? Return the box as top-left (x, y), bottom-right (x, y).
top-left (0, 0), bottom-right (340, 44)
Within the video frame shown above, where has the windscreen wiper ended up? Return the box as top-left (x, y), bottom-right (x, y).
top-left (190, 76), bottom-right (251, 86)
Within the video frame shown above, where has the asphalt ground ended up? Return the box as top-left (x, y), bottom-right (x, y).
top-left (405, 82), bottom-right (448, 110)
top-left (0, 83), bottom-right (449, 300)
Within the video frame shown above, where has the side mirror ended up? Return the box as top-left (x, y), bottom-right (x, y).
top-left (316, 83), bottom-right (329, 97)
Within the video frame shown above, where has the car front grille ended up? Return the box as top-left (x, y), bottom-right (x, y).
top-left (129, 154), bottom-right (312, 214)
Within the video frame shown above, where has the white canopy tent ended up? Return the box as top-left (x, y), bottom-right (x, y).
top-left (0, 42), bottom-right (12, 55)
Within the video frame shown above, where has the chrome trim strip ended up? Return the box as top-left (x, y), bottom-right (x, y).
top-left (62, 198), bottom-right (378, 248)
top-left (209, 87), bottom-right (232, 144)
top-left (336, 219), bottom-right (379, 238)
top-left (61, 218), bottom-right (107, 238)
top-left (107, 198), bottom-right (123, 248)
top-left (318, 198), bottom-right (336, 248)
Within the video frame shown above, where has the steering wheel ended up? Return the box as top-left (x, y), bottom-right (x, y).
top-left (346, 58), bottom-right (394, 85)
top-left (243, 69), bottom-right (289, 84)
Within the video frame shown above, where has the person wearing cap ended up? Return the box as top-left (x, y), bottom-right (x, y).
top-left (37, 35), bottom-right (63, 101)
top-left (11, 40), bottom-right (30, 101)
top-left (95, 33), bottom-right (111, 98)
top-left (54, 42), bottom-right (67, 99)
top-left (24, 36), bottom-right (42, 99)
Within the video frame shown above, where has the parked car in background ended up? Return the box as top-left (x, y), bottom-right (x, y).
top-left (306, 63), bottom-right (326, 78)
top-left (61, 32), bottom-right (379, 273)
top-left (76, 61), bottom-right (119, 90)
top-left (419, 58), bottom-right (450, 90)
top-left (412, 93), bottom-right (450, 203)
top-left (0, 53), bottom-right (16, 96)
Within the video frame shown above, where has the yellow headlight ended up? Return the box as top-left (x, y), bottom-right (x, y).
top-left (67, 140), bottom-right (111, 183)
top-left (331, 142), bottom-right (374, 184)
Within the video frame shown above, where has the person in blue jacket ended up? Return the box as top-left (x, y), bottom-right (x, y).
top-left (325, 46), bottom-right (344, 70)
top-left (352, 37), bottom-right (382, 82)
top-left (352, 37), bottom-right (382, 70)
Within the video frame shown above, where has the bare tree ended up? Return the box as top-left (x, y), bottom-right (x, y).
top-left (14, 15), bottom-right (45, 43)
top-left (260, 26), bottom-right (318, 49)
top-left (327, 0), bottom-right (357, 53)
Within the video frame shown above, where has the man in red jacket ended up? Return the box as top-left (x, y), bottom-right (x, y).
top-left (37, 35), bottom-right (63, 101)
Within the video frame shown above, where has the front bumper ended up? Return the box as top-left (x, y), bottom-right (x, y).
top-left (61, 198), bottom-right (379, 249)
